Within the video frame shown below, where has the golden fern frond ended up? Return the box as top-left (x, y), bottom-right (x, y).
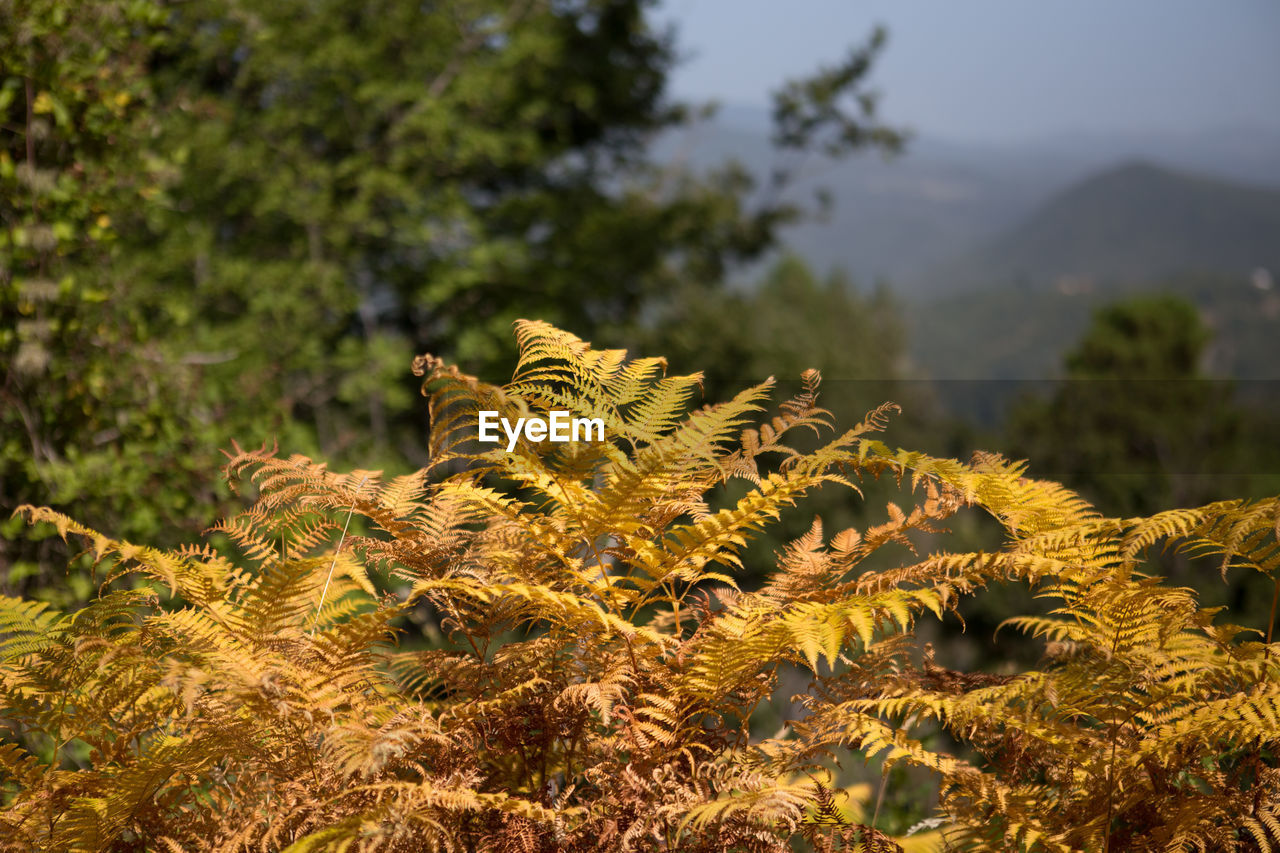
top-left (728, 369), bottom-right (834, 481)
top-left (507, 320), bottom-right (694, 450)
top-left (1182, 497), bottom-right (1280, 578)
top-left (0, 595), bottom-right (66, 660)
top-left (678, 774), bottom-right (813, 836)
top-left (7, 321), bottom-right (1279, 853)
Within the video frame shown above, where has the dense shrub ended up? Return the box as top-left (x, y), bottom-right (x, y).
top-left (2, 322), bottom-right (1277, 851)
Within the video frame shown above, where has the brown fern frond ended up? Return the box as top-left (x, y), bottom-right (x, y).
top-left (5, 322), bottom-right (1277, 852)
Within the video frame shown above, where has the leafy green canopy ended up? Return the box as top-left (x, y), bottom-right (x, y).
top-left (2, 322), bottom-right (1278, 851)
top-left (2, 0), bottom-right (902, 587)
top-left (0, 0), bottom-right (253, 599)
top-left (1007, 295), bottom-right (1258, 517)
top-left (127, 0), bottom-right (902, 445)
top-left (655, 253), bottom-right (904, 398)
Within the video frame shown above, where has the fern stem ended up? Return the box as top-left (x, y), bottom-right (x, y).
top-left (668, 580), bottom-right (681, 640)
top-left (1103, 730), bottom-right (1118, 853)
top-left (1265, 575), bottom-right (1279, 651)
top-left (548, 468), bottom-right (642, 677)
top-left (285, 715), bottom-right (321, 787)
top-left (871, 765), bottom-right (889, 829)
top-left (310, 475), bottom-right (367, 636)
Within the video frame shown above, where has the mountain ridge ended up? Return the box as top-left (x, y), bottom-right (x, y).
top-left (931, 160), bottom-right (1280, 293)
top-left (651, 106), bottom-right (1280, 295)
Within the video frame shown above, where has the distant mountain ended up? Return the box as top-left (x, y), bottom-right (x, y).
top-left (934, 162), bottom-right (1280, 292)
top-left (651, 105), bottom-right (1280, 295)
top-left (653, 116), bottom-right (1105, 289)
top-left (659, 106), bottom-right (1280, 394)
top-left (1012, 125), bottom-right (1280, 191)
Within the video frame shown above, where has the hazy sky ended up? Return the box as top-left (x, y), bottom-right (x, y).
top-left (653, 0), bottom-right (1280, 144)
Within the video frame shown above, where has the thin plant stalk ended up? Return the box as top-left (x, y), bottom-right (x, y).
top-left (311, 475), bottom-right (367, 636)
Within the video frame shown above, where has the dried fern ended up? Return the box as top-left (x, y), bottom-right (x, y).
top-left (1, 320), bottom-right (1276, 852)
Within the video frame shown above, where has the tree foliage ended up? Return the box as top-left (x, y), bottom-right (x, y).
top-left (1006, 295), bottom-right (1251, 517)
top-left (3, 322), bottom-right (1277, 851)
top-left (123, 0), bottom-right (904, 447)
top-left (0, 0), bottom-right (261, 599)
top-left (1, 0), bottom-right (904, 588)
top-left (655, 253), bottom-right (903, 400)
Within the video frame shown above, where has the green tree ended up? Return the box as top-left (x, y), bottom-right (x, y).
top-left (1002, 294), bottom-right (1280, 629)
top-left (1006, 295), bottom-right (1239, 517)
top-left (656, 253), bottom-right (903, 400)
top-left (125, 0), bottom-right (903, 459)
top-left (0, 0), bottom-right (265, 599)
top-left (2, 0), bottom-right (904, 589)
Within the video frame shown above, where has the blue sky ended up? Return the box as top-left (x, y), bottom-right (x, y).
top-left (652, 0), bottom-right (1280, 144)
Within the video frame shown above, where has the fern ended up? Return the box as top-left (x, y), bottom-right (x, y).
top-left (1, 320), bottom-right (1276, 851)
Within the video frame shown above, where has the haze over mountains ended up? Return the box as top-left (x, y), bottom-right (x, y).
top-left (940, 161), bottom-right (1280, 292)
top-left (656, 104), bottom-right (1280, 297)
top-left (656, 104), bottom-right (1280, 382)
